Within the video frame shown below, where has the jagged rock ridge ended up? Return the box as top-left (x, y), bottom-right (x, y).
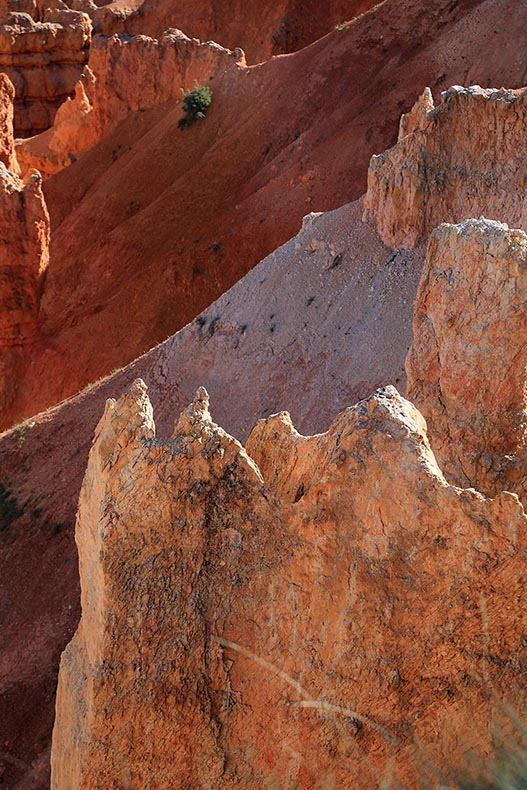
top-left (51, 379), bottom-right (527, 788)
top-left (364, 85), bottom-right (527, 248)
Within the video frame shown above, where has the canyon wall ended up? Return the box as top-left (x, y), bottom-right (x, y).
top-left (0, 164), bottom-right (49, 415)
top-left (16, 29), bottom-right (244, 177)
top-left (51, 379), bottom-right (527, 787)
top-left (90, 0), bottom-right (379, 62)
top-left (0, 3), bottom-right (91, 136)
top-left (407, 217), bottom-right (527, 504)
top-left (0, 71), bottom-right (18, 168)
top-left (363, 86), bottom-right (527, 248)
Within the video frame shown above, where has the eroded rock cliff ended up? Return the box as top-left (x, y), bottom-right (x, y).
top-left (363, 86), bottom-right (527, 248)
top-left (0, 165), bottom-right (49, 415)
top-left (51, 380), bottom-right (527, 788)
top-left (90, 0), bottom-right (379, 63)
top-left (0, 3), bottom-right (91, 136)
top-left (407, 217), bottom-right (527, 505)
top-left (0, 71), bottom-right (18, 168)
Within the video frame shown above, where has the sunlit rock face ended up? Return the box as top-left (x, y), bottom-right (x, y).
top-left (407, 218), bottom-right (527, 504)
top-left (364, 86), bottom-right (527, 249)
top-left (51, 380), bottom-right (527, 789)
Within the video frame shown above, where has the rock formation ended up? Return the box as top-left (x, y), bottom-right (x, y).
top-left (0, 165), bottom-right (49, 415)
top-left (51, 379), bottom-right (527, 788)
top-left (16, 29), bottom-right (244, 177)
top-left (406, 217), bottom-right (527, 505)
top-left (0, 71), bottom-right (18, 169)
top-left (0, 4), bottom-right (91, 137)
top-left (5, 2), bottom-right (527, 784)
top-left (364, 86), bottom-right (527, 248)
top-left (90, 0), bottom-right (379, 63)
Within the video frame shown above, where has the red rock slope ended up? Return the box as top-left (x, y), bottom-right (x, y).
top-left (5, 0), bottom-right (527, 430)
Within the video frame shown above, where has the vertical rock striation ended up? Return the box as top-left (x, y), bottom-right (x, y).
top-left (0, 71), bottom-right (18, 169)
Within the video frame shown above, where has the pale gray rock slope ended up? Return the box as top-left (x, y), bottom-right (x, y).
top-left (1, 198), bottom-right (424, 525)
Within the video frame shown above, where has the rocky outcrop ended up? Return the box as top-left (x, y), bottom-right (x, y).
top-left (0, 4), bottom-right (91, 137)
top-left (0, 72), bottom-right (18, 169)
top-left (16, 29), bottom-right (244, 177)
top-left (0, 164), bottom-right (49, 414)
top-left (363, 86), bottom-right (527, 248)
top-left (90, 0), bottom-right (379, 63)
top-left (51, 379), bottom-right (527, 788)
top-left (0, 165), bottom-right (48, 345)
top-left (406, 217), bottom-right (527, 505)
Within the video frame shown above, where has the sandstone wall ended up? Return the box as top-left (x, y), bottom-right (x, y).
top-left (406, 217), bottom-right (527, 505)
top-left (363, 86), bottom-right (527, 248)
top-left (51, 380), bottom-right (527, 788)
top-left (0, 71), bottom-right (18, 167)
top-left (0, 3), bottom-right (91, 137)
top-left (0, 163), bottom-right (49, 414)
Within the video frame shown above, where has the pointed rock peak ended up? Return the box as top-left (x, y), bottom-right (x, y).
top-left (172, 386), bottom-right (213, 438)
top-left (343, 385), bottom-right (427, 436)
top-left (249, 410), bottom-right (297, 442)
top-left (93, 378), bottom-right (154, 461)
top-left (398, 86), bottom-right (434, 139)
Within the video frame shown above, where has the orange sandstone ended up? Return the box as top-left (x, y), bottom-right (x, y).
top-left (51, 381), bottom-right (527, 788)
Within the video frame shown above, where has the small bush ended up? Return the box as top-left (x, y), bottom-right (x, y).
top-left (178, 84), bottom-right (213, 129)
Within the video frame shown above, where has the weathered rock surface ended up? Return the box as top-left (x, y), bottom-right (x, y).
top-left (0, 197), bottom-right (424, 788)
top-left (91, 0), bottom-right (379, 63)
top-left (407, 218), bottom-right (527, 505)
top-left (0, 4), bottom-right (91, 137)
top-left (51, 380), bottom-right (527, 788)
top-left (0, 71), bottom-right (18, 168)
top-left (0, 164), bottom-right (49, 415)
top-left (16, 29), bottom-right (244, 178)
top-left (364, 86), bottom-right (527, 248)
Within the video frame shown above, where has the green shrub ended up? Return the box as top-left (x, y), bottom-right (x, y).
top-left (178, 84), bottom-right (213, 129)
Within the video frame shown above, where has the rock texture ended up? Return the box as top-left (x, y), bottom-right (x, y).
top-left (0, 71), bottom-right (18, 169)
top-left (364, 86), bottom-right (527, 248)
top-left (0, 4), bottom-right (91, 137)
top-left (407, 218), bottom-right (527, 504)
top-left (0, 165), bottom-right (49, 415)
top-left (91, 0), bottom-right (379, 63)
top-left (51, 380), bottom-right (527, 788)
top-left (16, 30), bottom-right (244, 178)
